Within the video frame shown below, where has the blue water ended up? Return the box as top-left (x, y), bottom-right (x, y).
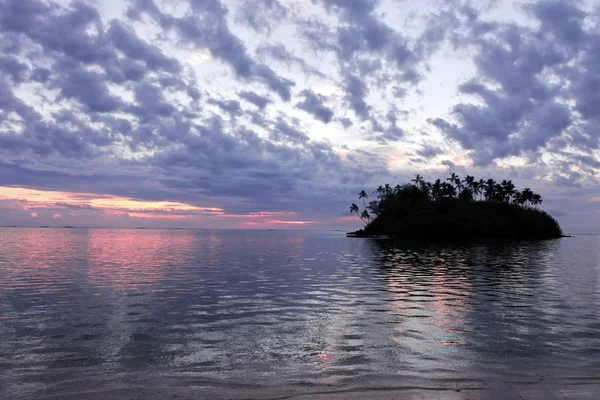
top-left (0, 228), bottom-right (599, 399)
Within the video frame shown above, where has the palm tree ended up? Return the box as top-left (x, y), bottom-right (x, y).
top-left (512, 191), bottom-right (522, 205)
top-left (477, 179), bottom-right (485, 201)
top-left (472, 181), bottom-right (481, 201)
top-left (484, 179), bottom-right (496, 202)
top-left (412, 174), bottom-right (424, 187)
top-left (464, 175), bottom-right (475, 189)
top-left (461, 175), bottom-right (474, 202)
top-left (424, 181), bottom-right (432, 200)
top-left (441, 182), bottom-right (456, 198)
top-left (359, 190), bottom-right (368, 209)
top-left (521, 188), bottom-right (534, 207)
top-left (384, 183), bottom-right (393, 198)
top-left (431, 179), bottom-right (442, 201)
top-left (374, 185), bottom-right (385, 200)
top-left (360, 209), bottom-right (371, 224)
top-left (532, 193), bottom-right (542, 208)
top-left (350, 203), bottom-right (359, 216)
top-left (501, 180), bottom-right (516, 203)
top-left (447, 172), bottom-right (460, 191)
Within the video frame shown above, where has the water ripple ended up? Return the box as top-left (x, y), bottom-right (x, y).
top-left (0, 229), bottom-right (599, 399)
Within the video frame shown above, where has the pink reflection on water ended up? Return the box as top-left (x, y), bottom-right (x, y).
top-left (84, 229), bottom-right (198, 291)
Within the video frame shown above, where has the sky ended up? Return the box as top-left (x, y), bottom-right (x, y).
top-left (0, 0), bottom-right (599, 233)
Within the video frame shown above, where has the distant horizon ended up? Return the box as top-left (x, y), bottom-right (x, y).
top-left (0, 225), bottom-right (596, 236)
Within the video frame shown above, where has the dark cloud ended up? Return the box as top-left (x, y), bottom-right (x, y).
top-left (417, 145), bottom-right (444, 158)
top-left (129, 82), bottom-right (177, 121)
top-left (431, 0), bottom-right (598, 170)
top-left (343, 73), bottom-right (370, 120)
top-left (208, 98), bottom-right (242, 115)
top-left (54, 61), bottom-right (126, 113)
top-left (295, 90), bottom-right (334, 123)
top-left (271, 118), bottom-right (310, 144)
top-left (239, 91), bottom-right (271, 109)
top-left (107, 20), bottom-right (182, 74)
top-left (441, 159), bottom-right (456, 170)
top-left (0, 55), bottom-right (28, 83)
top-left (129, 0), bottom-right (295, 101)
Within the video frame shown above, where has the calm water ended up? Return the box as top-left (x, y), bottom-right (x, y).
top-left (0, 228), bottom-right (599, 399)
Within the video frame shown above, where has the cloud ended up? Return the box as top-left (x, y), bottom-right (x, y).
top-left (236, 0), bottom-right (287, 33)
top-left (295, 90), bottom-right (334, 123)
top-left (0, 55), bottom-right (28, 83)
top-left (107, 20), bottom-right (182, 74)
top-left (129, 0), bottom-right (295, 100)
top-left (208, 98), bottom-right (242, 115)
top-left (417, 145), bottom-right (444, 159)
top-left (256, 43), bottom-right (327, 78)
top-left (239, 91), bottom-right (271, 109)
top-left (430, 0), bottom-right (599, 175)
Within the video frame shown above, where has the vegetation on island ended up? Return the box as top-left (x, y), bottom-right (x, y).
top-left (349, 173), bottom-right (562, 239)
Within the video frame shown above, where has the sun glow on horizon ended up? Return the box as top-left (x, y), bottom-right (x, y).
top-left (0, 186), bottom-right (317, 227)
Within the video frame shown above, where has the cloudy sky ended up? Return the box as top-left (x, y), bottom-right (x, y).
top-left (0, 0), bottom-right (599, 232)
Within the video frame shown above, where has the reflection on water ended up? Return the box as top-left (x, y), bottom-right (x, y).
top-left (0, 228), bottom-right (599, 398)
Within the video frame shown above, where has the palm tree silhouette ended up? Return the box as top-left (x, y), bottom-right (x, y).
top-left (412, 174), bottom-right (424, 187)
top-left (501, 180), bottom-right (516, 203)
top-left (464, 175), bottom-right (475, 192)
top-left (521, 188), bottom-right (534, 207)
top-left (532, 193), bottom-right (542, 208)
top-left (472, 181), bottom-right (481, 201)
top-left (359, 190), bottom-right (368, 209)
top-left (351, 172), bottom-right (550, 229)
top-left (360, 209), bottom-right (371, 224)
top-left (447, 173), bottom-right (460, 191)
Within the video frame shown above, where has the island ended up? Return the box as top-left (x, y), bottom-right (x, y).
top-left (348, 173), bottom-right (562, 239)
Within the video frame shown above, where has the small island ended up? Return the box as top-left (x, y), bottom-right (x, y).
top-left (349, 173), bottom-right (562, 239)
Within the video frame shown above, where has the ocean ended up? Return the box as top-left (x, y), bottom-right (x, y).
top-left (0, 228), bottom-right (599, 399)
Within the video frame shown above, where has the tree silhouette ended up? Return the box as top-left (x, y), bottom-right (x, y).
top-left (359, 190), bottom-right (368, 209)
top-left (349, 172), bottom-right (559, 239)
top-left (350, 172), bottom-right (548, 227)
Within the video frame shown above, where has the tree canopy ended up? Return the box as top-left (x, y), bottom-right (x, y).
top-left (350, 173), bottom-right (561, 239)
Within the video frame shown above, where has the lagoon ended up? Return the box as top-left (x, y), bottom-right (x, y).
top-left (0, 228), bottom-right (599, 399)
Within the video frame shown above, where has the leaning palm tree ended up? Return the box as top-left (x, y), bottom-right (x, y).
top-left (350, 203), bottom-right (359, 216)
top-left (359, 190), bottom-right (368, 209)
top-left (360, 209), bottom-right (371, 224)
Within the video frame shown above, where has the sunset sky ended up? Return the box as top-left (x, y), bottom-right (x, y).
top-left (1, 0), bottom-right (599, 232)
